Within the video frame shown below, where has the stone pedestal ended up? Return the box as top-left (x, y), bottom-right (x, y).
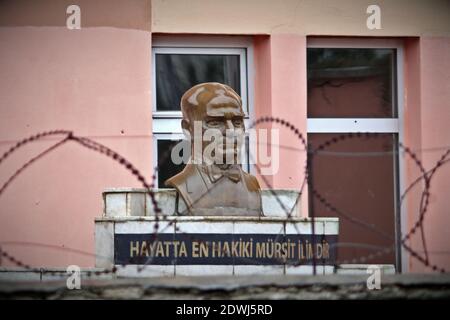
top-left (96, 216), bottom-right (339, 276)
top-left (102, 188), bottom-right (302, 217)
top-left (96, 188), bottom-right (339, 277)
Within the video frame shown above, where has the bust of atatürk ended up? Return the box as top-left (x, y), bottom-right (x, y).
top-left (165, 82), bottom-right (262, 216)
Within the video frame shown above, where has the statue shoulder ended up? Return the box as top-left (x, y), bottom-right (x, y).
top-left (242, 171), bottom-right (261, 192)
top-left (164, 164), bottom-right (198, 188)
top-left (165, 164), bottom-right (203, 210)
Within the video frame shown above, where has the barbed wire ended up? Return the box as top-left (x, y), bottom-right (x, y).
top-left (0, 117), bottom-right (449, 278)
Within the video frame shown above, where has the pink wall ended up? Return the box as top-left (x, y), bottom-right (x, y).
top-left (253, 34), bottom-right (309, 217)
top-left (0, 26), bottom-right (153, 267)
top-left (253, 35), bottom-right (273, 188)
top-left (404, 38), bottom-right (424, 271)
top-left (253, 35), bottom-right (450, 272)
top-left (0, 5), bottom-right (449, 273)
top-left (408, 37), bottom-right (450, 272)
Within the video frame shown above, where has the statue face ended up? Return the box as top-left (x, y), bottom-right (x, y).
top-left (181, 83), bottom-right (245, 166)
top-left (202, 101), bottom-right (245, 165)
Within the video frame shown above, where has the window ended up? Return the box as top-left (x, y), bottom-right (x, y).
top-left (152, 36), bottom-right (254, 187)
top-left (155, 53), bottom-right (242, 112)
top-left (307, 39), bottom-right (404, 270)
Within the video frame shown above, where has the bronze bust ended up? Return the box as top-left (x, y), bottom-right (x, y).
top-left (165, 82), bottom-right (262, 216)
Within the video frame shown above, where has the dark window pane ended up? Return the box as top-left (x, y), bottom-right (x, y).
top-left (157, 140), bottom-right (189, 187)
top-left (307, 48), bottom-right (396, 118)
top-left (308, 133), bottom-right (397, 265)
top-left (155, 54), bottom-right (241, 111)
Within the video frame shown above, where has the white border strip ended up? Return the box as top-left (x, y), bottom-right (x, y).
top-left (307, 118), bottom-right (399, 133)
top-left (152, 118), bottom-right (251, 134)
top-left (152, 46), bottom-right (249, 114)
top-left (307, 38), bottom-right (403, 49)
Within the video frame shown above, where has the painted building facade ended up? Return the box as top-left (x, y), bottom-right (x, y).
top-left (0, 0), bottom-right (449, 273)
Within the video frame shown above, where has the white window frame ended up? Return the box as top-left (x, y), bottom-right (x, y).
top-left (151, 35), bottom-right (255, 186)
top-left (307, 38), bottom-right (406, 272)
top-left (152, 132), bottom-right (184, 189)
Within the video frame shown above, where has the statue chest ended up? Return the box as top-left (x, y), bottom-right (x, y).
top-left (184, 174), bottom-right (261, 216)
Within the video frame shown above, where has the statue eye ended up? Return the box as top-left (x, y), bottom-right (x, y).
top-left (233, 119), bottom-right (243, 126)
top-left (206, 120), bottom-right (221, 127)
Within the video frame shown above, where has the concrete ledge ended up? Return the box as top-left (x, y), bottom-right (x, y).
top-left (94, 216), bottom-right (339, 276)
top-left (0, 267), bottom-right (113, 282)
top-left (1, 274), bottom-right (449, 299)
top-left (0, 264), bottom-right (398, 282)
top-left (336, 264), bottom-right (396, 275)
top-left (103, 188), bottom-right (302, 217)
top-left (95, 216), bottom-right (338, 223)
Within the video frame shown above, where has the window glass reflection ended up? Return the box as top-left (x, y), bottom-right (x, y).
top-left (156, 54), bottom-right (241, 111)
top-left (308, 133), bottom-right (397, 264)
top-left (307, 48), bottom-right (396, 118)
top-left (157, 140), bottom-right (189, 187)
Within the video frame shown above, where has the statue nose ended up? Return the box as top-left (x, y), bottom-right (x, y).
top-left (225, 120), bottom-right (234, 130)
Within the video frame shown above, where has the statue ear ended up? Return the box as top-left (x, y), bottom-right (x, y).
top-left (181, 119), bottom-right (190, 132)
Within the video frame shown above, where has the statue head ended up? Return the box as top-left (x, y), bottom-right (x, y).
top-left (180, 82), bottom-right (245, 166)
top-left (165, 82), bottom-right (262, 216)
